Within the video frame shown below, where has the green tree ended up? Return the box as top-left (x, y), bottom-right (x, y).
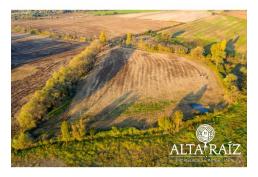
top-left (210, 40), bottom-right (227, 68)
top-left (99, 32), bottom-right (107, 43)
top-left (125, 33), bottom-right (132, 46)
top-left (12, 132), bottom-right (33, 150)
top-left (61, 121), bottom-right (71, 142)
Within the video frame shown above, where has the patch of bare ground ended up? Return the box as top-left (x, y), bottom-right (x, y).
top-left (12, 13), bottom-right (178, 39)
top-left (67, 48), bottom-right (224, 129)
top-left (117, 11), bottom-right (212, 22)
top-left (221, 10), bottom-right (247, 19)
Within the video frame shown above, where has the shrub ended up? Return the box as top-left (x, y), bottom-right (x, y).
top-left (210, 40), bottom-right (227, 67)
top-left (12, 132), bottom-right (33, 150)
top-left (30, 29), bottom-right (39, 35)
top-left (224, 73), bottom-right (238, 90)
top-left (158, 111), bottom-right (183, 133)
top-left (190, 46), bottom-right (204, 59)
top-left (125, 33), bottom-right (132, 47)
top-left (171, 111), bottom-right (183, 132)
top-left (71, 118), bottom-right (85, 141)
top-left (158, 116), bottom-right (172, 131)
top-left (61, 121), bottom-right (71, 142)
top-left (99, 32), bottom-right (107, 43)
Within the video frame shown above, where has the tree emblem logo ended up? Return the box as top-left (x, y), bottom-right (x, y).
top-left (196, 124), bottom-right (215, 146)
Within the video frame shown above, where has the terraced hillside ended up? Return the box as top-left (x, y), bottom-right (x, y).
top-left (161, 14), bottom-right (247, 53)
top-left (67, 48), bottom-right (224, 129)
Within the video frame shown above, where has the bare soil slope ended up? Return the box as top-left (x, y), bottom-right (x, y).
top-left (68, 48), bottom-right (224, 129)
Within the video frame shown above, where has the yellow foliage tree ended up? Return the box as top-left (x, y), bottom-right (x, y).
top-left (99, 32), bottom-right (107, 43)
top-left (126, 33), bottom-right (132, 46)
top-left (211, 40), bottom-right (227, 67)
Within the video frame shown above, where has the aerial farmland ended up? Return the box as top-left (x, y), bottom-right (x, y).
top-left (11, 10), bottom-right (247, 167)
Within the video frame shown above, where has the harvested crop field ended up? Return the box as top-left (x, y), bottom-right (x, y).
top-left (67, 48), bottom-right (224, 129)
top-left (11, 33), bottom-right (85, 135)
top-left (12, 13), bottom-right (178, 39)
top-left (117, 11), bottom-right (212, 22)
top-left (161, 14), bottom-right (247, 53)
top-left (11, 33), bottom-right (83, 68)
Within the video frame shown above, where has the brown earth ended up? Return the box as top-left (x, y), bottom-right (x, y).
top-left (67, 48), bottom-right (224, 129)
top-left (12, 13), bottom-right (178, 39)
top-left (117, 11), bottom-right (212, 22)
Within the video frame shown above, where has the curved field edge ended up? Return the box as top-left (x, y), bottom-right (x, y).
top-left (12, 102), bottom-right (246, 167)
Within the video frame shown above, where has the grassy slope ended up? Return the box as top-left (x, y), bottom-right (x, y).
top-left (12, 101), bottom-right (246, 167)
top-left (162, 14), bottom-right (247, 53)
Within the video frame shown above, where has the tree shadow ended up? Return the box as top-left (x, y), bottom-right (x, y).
top-left (86, 91), bottom-right (138, 130)
top-left (172, 84), bottom-right (208, 120)
top-left (11, 35), bottom-right (83, 68)
top-left (226, 35), bottom-right (239, 57)
top-left (69, 48), bottom-right (135, 117)
top-left (171, 30), bottom-right (185, 38)
top-left (203, 42), bottom-right (216, 56)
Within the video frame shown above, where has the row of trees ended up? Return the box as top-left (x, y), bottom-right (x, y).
top-left (17, 40), bottom-right (103, 132)
top-left (13, 25), bottom-right (89, 42)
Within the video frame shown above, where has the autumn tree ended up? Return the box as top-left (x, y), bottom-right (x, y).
top-left (61, 120), bottom-right (71, 142)
top-left (224, 73), bottom-right (238, 90)
top-left (125, 33), bottom-right (132, 47)
top-left (12, 132), bottom-right (33, 150)
top-left (71, 118), bottom-right (85, 141)
top-left (99, 32), bottom-right (107, 43)
top-left (210, 40), bottom-right (227, 68)
top-left (190, 46), bottom-right (204, 59)
top-left (171, 111), bottom-right (183, 133)
top-left (158, 116), bottom-right (172, 131)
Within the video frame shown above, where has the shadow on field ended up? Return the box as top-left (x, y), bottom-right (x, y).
top-left (70, 48), bottom-right (135, 116)
top-left (11, 35), bottom-right (82, 68)
top-left (86, 91), bottom-right (139, 130)
top-left (172, 84), bottom-right (208, 120)
top-left (226, 35), bottom-right (239, 57)
top-left (172, 30), bottom-right (185, 38)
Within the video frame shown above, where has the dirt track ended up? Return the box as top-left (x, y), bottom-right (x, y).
top-left (68, 48), bottom-right (224, 129)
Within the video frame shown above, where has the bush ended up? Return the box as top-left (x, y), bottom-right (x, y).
top-left (171, 111), bottom-right (183, 132)
top-left (125, 33), bottom-right (132, 47)
top-left (61, 121), bottom-right (71, 142)
top-left (158, 111), bottom-right (183, 133)
top-left (12, 132), bottom-right (33, 150)
top-left (99, 32), bottom-right (107, 43)
top-left (30, 29), bottom-right (39, 35)
top-left (71, 118), bottom-right (85, 141)
top-left (210, 40), bottom-right (227, 67)
top-left (224, 73), bottom-right (238, 90)
top-left (190, 46), bottom-right (204, 59)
